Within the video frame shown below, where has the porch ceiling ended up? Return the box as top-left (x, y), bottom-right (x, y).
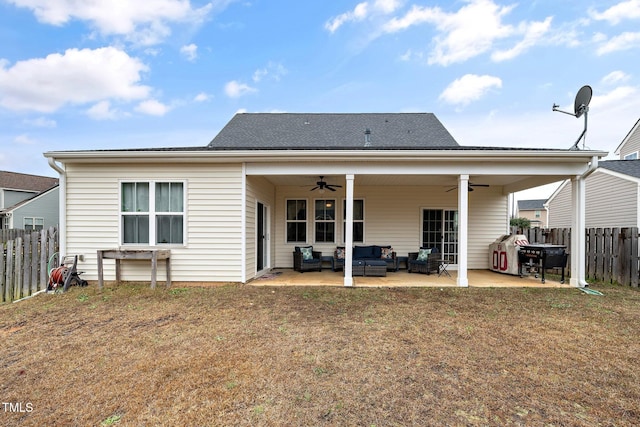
top-left (261, 174), bottom-right (568, 191)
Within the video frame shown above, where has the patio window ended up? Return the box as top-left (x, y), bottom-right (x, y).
top-left (315, 199), bottom-right (335, 242)
top-left (343, 199), bottom-right (364, 243)
top-left (121, 181), bottom-right (184, 245)
top-left (24, 217), bottom-right (44, 231)
top-left (286, 199), bottom-right (307, 243)
top-left (624, 152), bottom-right (638, 160)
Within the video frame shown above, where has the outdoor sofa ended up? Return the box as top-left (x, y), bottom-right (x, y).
top-left (333, 245), bottom-right (398, 275)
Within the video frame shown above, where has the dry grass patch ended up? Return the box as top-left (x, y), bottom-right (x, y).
top-left (1, 282), bottom-right (639, 426)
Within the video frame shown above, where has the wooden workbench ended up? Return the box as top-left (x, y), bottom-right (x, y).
top-left (97, 249), bottom-right (171, 289)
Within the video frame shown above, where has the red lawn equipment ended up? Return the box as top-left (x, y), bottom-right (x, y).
top-left (47, 255), bottom-right (88, 292)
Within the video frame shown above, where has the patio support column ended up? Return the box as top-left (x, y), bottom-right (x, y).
top-left (457, 174), bottom-right (469, 287)
top-left (344, 174), bottom-right (355, 287)
top-left (570, 175), bottom-right (587, 287)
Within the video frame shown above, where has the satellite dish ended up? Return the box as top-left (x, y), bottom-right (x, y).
top-left (552, 85), bottom-right (593, 150)
top-left (574, 85), bottom-right (592, 118)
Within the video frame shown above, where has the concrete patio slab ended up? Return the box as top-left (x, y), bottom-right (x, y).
top-left (250, 268), bottom-right (570, 288)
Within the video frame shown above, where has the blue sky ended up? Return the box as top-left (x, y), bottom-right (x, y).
top-left (1, 0), bottom-right (640, 199)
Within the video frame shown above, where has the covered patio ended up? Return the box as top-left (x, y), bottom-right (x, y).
top-left (250, 268), bottom-right (570, 288)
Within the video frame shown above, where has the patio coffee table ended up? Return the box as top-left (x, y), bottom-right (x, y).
top-left (350, 260), bottom-right (387, 277)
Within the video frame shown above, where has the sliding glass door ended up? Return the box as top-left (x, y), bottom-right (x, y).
top-left (422, 209), bottom-right (458, 264)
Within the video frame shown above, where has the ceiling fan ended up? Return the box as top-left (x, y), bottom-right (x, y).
top-left (307, 176), bottom-right (342, 192)
top-left (446, 182), bottom-right (490, 192)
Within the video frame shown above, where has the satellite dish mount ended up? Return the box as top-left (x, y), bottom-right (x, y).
top-left (552, 85), bottom-right (592, 150)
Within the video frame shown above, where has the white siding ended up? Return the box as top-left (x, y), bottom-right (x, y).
top-left (619, 124), bottom-right (640, 160)
top-left (548, 172), bottom-right (639, 228)
top-left (65, 162), bottom-right (243, 283)
top-left (245, 176), bottom-right (276, 281)
top-left (547, 181), bottom-right (572, 228)
top-left (274, 184), bottom-right (507, 270)
top-left (585, 171), bottom-right (638, 227)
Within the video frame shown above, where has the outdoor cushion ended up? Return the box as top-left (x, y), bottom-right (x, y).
top-left (354, 245), bottom-right (374, 259)
top-left (299, 246), bottom-right (314, 260)
top-left (372, 245), bottom-right (382, 258)
top-left (417, 248), bottom-right (431, 261)
top-left (381, 247), bottom-right (394, 259)
top-left (336, 247), bottom-right (345, 259)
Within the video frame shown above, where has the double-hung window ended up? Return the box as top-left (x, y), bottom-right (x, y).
top-left (343, 199), bottom-right (364, 243)
top-left (24, 217), bottom-right (44, 231)
top-left (286, 199), bottom-right (307, 243)
top-left (315, 199), bottom-right (336, 242)
top-left (121, 181), bottom-right (185, 245)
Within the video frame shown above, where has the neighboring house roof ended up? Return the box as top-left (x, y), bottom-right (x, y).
top-left (1, 184), bottom-right (59, 213)
top-left (518, 199), bottom-right (547, 210)
top-left (598, 159), bottom-right (640, 179)
top-left (208, 113), bottom-right (461, 150)
top-left (0, 170), bottom-right (59, 192)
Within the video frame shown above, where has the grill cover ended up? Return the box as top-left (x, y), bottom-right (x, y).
top-left (489, 234), bottom-right (529, 275)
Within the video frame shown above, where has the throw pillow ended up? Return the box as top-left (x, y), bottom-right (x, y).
top-left (417, 248), bottom-right (431, 261)
top-left (300, 246), bottom-right (314, 261)
top-left (381, 247), bottom-right (393, 259)
top-left (336, 247), bottom-right (345, 259)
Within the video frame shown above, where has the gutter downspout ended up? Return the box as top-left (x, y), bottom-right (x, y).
top-left (47, 157), bottom-right (66, 257)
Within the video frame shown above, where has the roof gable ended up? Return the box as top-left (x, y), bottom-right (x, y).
top-left (599, 160), bottom-right (640, 179)
top-left (207, 113), bottom-right (460, 150)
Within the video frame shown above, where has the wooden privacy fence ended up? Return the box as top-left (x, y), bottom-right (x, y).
top-left (1, 227), bottom-right (59, 302)
top-left (512, 226), bottom-right (640, 287)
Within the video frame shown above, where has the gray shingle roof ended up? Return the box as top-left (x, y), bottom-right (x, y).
top-left (518, 199), bottom-right (547, 210)
top-left (599, 160), bottom-right (640, 179)
top-left (207, 113), bottom-right (460, 150)
top-left (0, 171), bottom-right (59, 192)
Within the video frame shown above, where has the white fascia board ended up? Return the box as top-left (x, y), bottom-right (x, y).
top-left (43, 148), bottom-right (608, 165)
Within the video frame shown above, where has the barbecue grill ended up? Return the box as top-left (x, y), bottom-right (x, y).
top-left (518, 244), bottom-right (568, 284)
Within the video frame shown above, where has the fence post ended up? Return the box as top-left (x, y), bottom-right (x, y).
top-left (23, 233), bottom-right (31, 298)
top-left (1, 243), bottom-right (6, 302)
top-left (631, 227), bottom-right (639, 288)
top-left (31, 231), bottom-right (39, 294)
top-left (603, 228), bottom-right (612, 284)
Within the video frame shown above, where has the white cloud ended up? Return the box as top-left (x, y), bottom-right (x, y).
top-left (591, 85), bottom-right (638, 110)
top-left (325, 2), bottom-right (369, 33)
top-left (596, 32), bottom-right (640, 54)
top-left (325, 0), bottom-right (401, 33)
top-left (252, 61), bottom-right (288, 83)
top-left (6, 0), bottom-right (214, 46)
top-left (589, 0), bottom-right (640, 25)
top-left (491, 17), bottom-right (552, 62)
top-left (87, 100), bottom-right (120, 120)
top-left (224, 80), bottom-right (257, 98)
top-left (180, 43), bottom-right (198, 61)
top-left (439, 74), bottom-right (502, 106)
top-left (601, 71), bottom-right (630, 85)
top-left (14, 134), bottom-right (36, 145)
top-left (384, 0), bottom-right (518, 66)
top-left (194, 92), bottom-right (210, 102)
top-left (135, 99), bottom-right (171, 116)
top-left (0, 47), bottom-right (150, 113)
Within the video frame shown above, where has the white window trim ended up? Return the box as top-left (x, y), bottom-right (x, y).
top-left (342, 198), bottom-right (365, 244)
top-left (119, 180), bottom-right (187, 247)
top-left (314, 198), bottom-right (337, 244)
top-left (24, 217), bottom-right (44, 230)
top-left (285, 198), bottom-right (308, 244)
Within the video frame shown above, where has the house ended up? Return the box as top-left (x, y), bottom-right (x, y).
top-left (44, 113), bottom-right (606, 287)
top-left (516, 199), bottom-right (548, 228)
top-left (0, 171), bottom-right (59, 230)
top-left (547, 118), bottom-right (640, 228)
